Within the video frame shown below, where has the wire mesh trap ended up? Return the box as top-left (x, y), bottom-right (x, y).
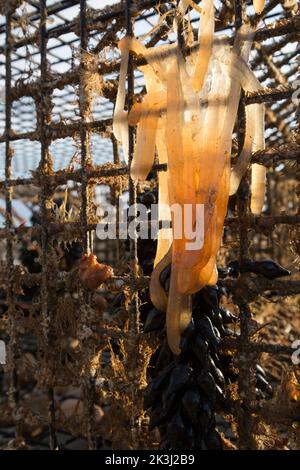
top-left (0, 0), bottom-right (299, 451)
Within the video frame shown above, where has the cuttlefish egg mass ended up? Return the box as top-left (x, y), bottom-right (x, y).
top-left (113, 0), bottom-right (266, 355)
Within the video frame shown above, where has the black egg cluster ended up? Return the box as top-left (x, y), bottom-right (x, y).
top-left (143, 283), bottom-right (232, 450)
top-left (143, 279), bottom-right (273, 450)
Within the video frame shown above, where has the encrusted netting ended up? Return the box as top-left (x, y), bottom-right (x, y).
top-left (0, 0), bottom-right (299, 450)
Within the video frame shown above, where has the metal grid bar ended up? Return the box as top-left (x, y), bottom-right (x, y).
top-left (39, 0), bottom-right (57, 450)
top-left (4, 3), bottom-right (23, 448)
top-left (124, 0), bottom-right (143, 447)
top-left (235, 2), bottom-right (256, 448)
top-left (79, 0), bottom-right (96, 450)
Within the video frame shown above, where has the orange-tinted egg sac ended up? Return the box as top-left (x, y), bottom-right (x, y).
top-left (115, 4), bottom-right (261, 355)
top-left (78, 253), bottom-right (114, 290)
top-left (253, 0), bottom-right (265, 15)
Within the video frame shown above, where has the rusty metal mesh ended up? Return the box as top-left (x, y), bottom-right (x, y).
top-left (0, 0), bottom-right (299, 450)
